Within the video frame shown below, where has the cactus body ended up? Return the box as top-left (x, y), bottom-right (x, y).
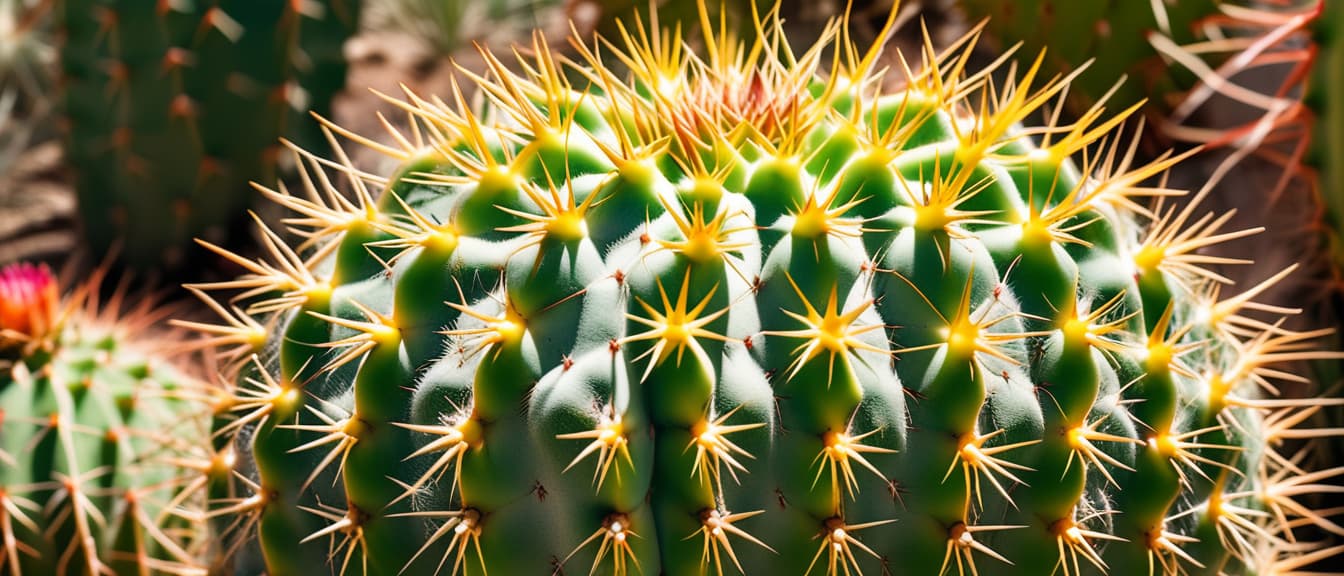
top-left (192, 6), bottom-right (1344, 575)
top-left (0, 262), bottom-right (214, 575)
top-left (58, 0), bottom-right (360, 272)
top-left (1313, 0), bottom-right (1342, 191)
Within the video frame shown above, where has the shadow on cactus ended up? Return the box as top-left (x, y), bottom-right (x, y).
top-left (184, 1), bottom-right (1344, 574)
top-left (0, 261), bottom-right (218, 575)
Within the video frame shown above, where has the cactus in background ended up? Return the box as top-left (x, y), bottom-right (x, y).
top-left (1313, 0), bottom-right (1344, 278)
top-left (186, 3), bottom-right (1344, 574)
top-left (58, 0), bottom-right (360, 273)
top-left (1315, 0), bottom-right (1343, 206)
top-left (1149, 0), bottom-right (1344, 282)
top-left (957, 0), bottom-right (1219, 112)
top-left (0, 261), bottom-right (215, 574)
top-left (1145, 0), bottom-right (1344, 349)
top-left (1140, 1), bottom-right (1331, 201)
top-left (0, 89), bottom-right (32, 177)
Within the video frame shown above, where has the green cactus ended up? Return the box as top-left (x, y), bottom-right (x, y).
top-left (1306, 0), bottom-right (1344, 279)
top-left (1142, 4), bottom-right (1344, 564)
top-left (0, 261), bottom-right (217, 575)
top-left (58, 0), bottom-right (360, 272)
top-left (187, 4), bottom-right (1344, 575)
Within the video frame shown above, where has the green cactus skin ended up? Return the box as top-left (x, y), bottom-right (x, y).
top-left (188, 5), bottom-right (1344, 575)
top-left (958, 0), bottom-right (1218, 112)
top-left (1314, 0), bottom-right (1341, 189)
top-left (0, 262), bottom-right (216, 575)
top-left (58, 0), bottom-right (360, 272)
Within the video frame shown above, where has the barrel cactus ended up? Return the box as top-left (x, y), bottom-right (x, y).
top-left (189, 4), bottom-right (1344, 574)
top-left (0, 261), bottom-right (215, 574)
top-left (58, 0), bottom-right (360, 272)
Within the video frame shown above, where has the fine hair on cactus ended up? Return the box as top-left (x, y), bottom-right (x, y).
top-left (186, 2), bottom-right (1344, 574)
top-left (0, 261), bottom-right (216, 575)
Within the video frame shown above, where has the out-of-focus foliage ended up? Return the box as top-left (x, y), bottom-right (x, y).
top-left (368, 0), bottom-right (561, 54)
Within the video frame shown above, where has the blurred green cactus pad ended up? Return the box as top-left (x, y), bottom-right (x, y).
top-left (58, 0), bottom-right (360, 272)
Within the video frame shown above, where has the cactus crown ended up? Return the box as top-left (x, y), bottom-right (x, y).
top-left (187, 3), bottom-right (1344, 575)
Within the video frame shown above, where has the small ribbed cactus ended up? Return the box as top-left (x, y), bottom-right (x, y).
top-left (0, 262), bottom-right (215, 575)
top-left (189, 3), bottom-right (1344, 574)
top-left (58, 0), bottom-right (360, 272)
